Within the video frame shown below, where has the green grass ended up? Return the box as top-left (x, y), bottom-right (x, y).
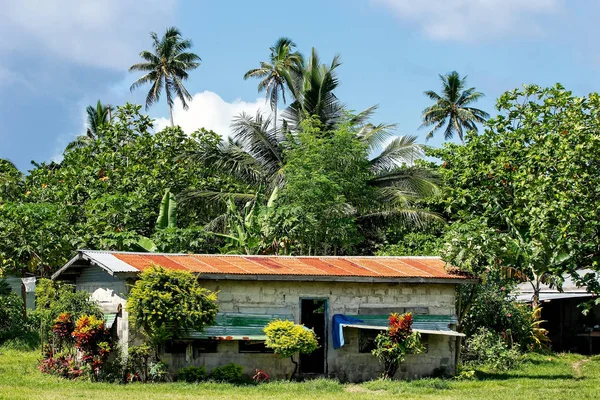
top-left (1, 350), bottom-right (599, 399)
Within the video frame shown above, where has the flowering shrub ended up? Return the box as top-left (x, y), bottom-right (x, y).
top-left (252, 368), bottom-right (269, 383)
top-left (372, 312), bottom-right (423, 379)
top-left (52, 313), bottom-right (73, 350)
top-left (38, 346), bottom-right (83, 379)
top-left (72, 315), bottom-right (112, 377)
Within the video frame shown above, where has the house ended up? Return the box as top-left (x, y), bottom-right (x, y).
top-left (52, 250), bottom-right (474, 381)
top-left (516, 269), bottom-right (600, 354)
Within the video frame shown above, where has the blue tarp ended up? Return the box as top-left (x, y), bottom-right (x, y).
top-left (332, 314), bottom-right (364, 349)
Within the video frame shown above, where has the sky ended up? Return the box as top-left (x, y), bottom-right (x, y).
top-left (1, 0), bottom-right (600, 172)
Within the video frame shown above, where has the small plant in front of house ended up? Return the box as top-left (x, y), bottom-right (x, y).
top-left (211, 362), bottom-right (244, 383)
top-left (264, 319), bottom-right (319, 381)
top-left (126, 343), bottom-right (153, 382)
top-left (72, 315), bottom-right (112, 379)
top-left (177, 366), bottom-right (207, 383)
top-left (252, 368), bottom-right (269, 383)
top-left (372, 312), bottom-right (424, 379)
top-left (462, 327), bottom-right (520, 371)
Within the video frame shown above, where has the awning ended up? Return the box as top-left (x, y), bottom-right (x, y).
top-left (181, 312), bottom-right (295, 341)
top-left (333, 314), bottom-right (464, 349)
top-left (104, 313), bottom-right (117, 329)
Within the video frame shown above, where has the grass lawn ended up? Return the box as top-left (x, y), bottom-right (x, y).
top-left (1, 349), bottom-right (599, 400)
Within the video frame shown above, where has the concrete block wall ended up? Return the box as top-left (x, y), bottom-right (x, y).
top-left (194, 279), bottom-right (457, 382)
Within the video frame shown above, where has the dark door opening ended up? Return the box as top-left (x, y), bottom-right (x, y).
top-left (300, 299), bottom-right (327, 374)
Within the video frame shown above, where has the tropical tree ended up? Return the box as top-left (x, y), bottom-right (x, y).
top-left (421, 71), bottom-right (489, 143)
top-left (244, 37), bottom-right (303, 128)
top-left (282, 48), bottom-right (345, 131)
top-left (129, 26), bottom-right (201, 126)
top-left (0, 158), bottom-right (23, 202)
top-left (65, 101), bottom-right (113, 152)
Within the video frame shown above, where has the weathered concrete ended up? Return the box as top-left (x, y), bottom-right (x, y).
top-left (65, 264), bottom-right (459, 382)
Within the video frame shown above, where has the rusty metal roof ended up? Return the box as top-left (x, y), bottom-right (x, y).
top-left (52, 250), bottom-right (470, 282)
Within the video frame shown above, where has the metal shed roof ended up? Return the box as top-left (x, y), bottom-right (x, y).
top-left (515, 269), bottom-right (599, 302)
top-left (53, 250), bottom-right (472, 283)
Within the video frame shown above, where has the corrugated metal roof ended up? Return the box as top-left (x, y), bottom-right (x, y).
top-left (52, 250), bottom-right (472, 281)
top-left (515, 269), bottom-right (599, 302)
top-left (66, 251), bottom-right (465, 280)
top-left (182, 312), bottom-right (293, 340)
top-left (342, 314), bottom-right (464, 337)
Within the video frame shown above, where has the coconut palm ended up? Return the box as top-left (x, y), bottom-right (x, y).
top-left (129, 26), bottom-right (201, 126)
top-left (64, 101), bottom-right (113, 152)
top-left (421, 71), bottom-right (489, 143)
top-left (282, 48), bottom-right (344, 131)
top-left (244, 38), bottom-right (303, 128)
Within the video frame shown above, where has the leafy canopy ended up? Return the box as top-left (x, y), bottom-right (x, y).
top-left (127, 266), bottom-right (218, 348)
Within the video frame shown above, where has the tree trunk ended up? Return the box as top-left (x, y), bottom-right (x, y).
top-left (290, 355), bottom-right (298, 381)
top-left (169, 104), bottom-right (174, 127)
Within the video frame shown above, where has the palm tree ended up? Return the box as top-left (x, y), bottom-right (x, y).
top-left (64, 101), bottom-right (113, 152)
top-left (283, 48), bottom-right (344, 131)
top-left (244, 38), bottom-right (303, 128)
top-left (129, 27), bottom-right (201, 126)
top-left (421, 71), bottom-right (489, 143)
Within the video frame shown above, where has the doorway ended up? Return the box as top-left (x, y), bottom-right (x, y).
top-left (300, 298), bottom-right (327, 374)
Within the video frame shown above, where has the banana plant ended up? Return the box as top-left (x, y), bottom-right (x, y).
top-left (135, 188), bottom-right (177, 252)
top-left (212, 187), bottom-right (279, 255)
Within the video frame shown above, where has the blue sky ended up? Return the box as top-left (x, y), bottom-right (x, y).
top-left (1, 0), bottom-right (599, 172)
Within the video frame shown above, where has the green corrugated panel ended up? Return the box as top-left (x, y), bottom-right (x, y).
top-left (182, 312), bottom-right (294, 340)
top-left (104, 313), bottom-right (117, 329)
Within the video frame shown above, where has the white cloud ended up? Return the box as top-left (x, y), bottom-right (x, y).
top-left (372, 0), bottom-right (562, 41)
top-left (0, 0), bottom-right (177, 70)
top-left (153, 91), bottom-right (269, 137)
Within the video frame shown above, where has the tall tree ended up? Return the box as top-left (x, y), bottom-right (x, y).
top-left (129, 27), bottom-right (201, 126)
top-left (244, 37), bottom-right (303, 128)
top-left (65, 101), bottom-right (113, 152)
top-left (421, 71), bottom-right (489, 143)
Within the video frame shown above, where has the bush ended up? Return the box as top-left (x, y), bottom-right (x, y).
top-left (264, 319), bottom-right (319, 380)
top-left (211, 363), bottom-right (244, 383)
top-left (0, 292), bottom-right (39, 348)
top-left (462, 328), bottom-right (520, 370)
top-left (462, 279), bottom-right (534, 349)
top-left (178, 366), bottom-right (207, 383)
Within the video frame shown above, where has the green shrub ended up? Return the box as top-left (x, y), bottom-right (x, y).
top-left (0, 292), bottom-right (39, 349)
top-left (211, 363), bottom-right (244, 383)
top-left (178, 366), bottom-right (207, 383)
top-left (462, 328), bottom-right (520, 370)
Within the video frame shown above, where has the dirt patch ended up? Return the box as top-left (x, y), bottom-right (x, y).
top-left (572, 359), bottom-right (590, 378)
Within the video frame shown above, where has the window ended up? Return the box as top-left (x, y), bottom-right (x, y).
top-left (165, 339), bottom-right (219, 356)
top-left (358, 329), bottom-right (382, 353)
top-left (239, 340), bottom-right (274, 354)
top-left (358, 331), bottom-right (429, 353)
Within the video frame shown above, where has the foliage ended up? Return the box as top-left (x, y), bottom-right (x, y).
top-left (126, 266), bottom-right (218, 353)
top-left (264, 319), bottom-right (318, 380)
top-left (149, 361), bottom-right (170, 382)
top-left (372, 313), bottom-right (423, 379)
top-left (435, 84), bottom-right (600, 306)
top-left (377, 231), bottom-right (444, 256)
top-left (71, 315), bottom-right (112, 378)
top-left (65, 101), bottom-right (114, 152)
top-left (210, 363), bottom-right (244, 384)
top-left (126, 343), bottom-right (152, 382)
top-left (244, 37), bottom-right (304, 125)
top-left (461, 278), bottom-right (535, 350)
top-left (421, 71), bottom-right (489, 142)
top-left (0, 292), bottom-right (39, 348)
top-left (462, 328), bottom-right (521, 371)
top-left (178, 366), bottom-right (208, 383)
top-left (0, 158), bottom-right (23, 203)
top-left (264, 319), bottom-right (319, 359)
top-left (34, 279), bottom-right (103, 341)
top-left (0, 107), bottom-right (232, 276)
top-left (129, 26), bottom-right (201, 125)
